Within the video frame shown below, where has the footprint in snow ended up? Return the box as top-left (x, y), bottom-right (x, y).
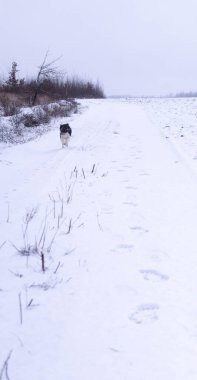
top-left (130, 226), bottom-right (149, 234)
top-left (129, 303), bottom-right (160, 324)
top-left (112, 243), bottom-right (134, 253)
top-left (117, 169), bottom-right (125, 173)
top-left (146, 249), bottom-right (169, 262)
top-left (0, 160), bottom-right (13, 166)
top-left (125, 186), bottom-right (137, 190)
top-left (109, 347), bottom-right (120, 353)
top-left (140, 269), bottom-right (169, 282)
top-left (139, 172), bottom-right (149, 176)
top-left (123, 201), bottom-right (137, 207)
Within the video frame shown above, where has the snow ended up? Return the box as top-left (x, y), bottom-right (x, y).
top-left (1, 98), bottom-right (197, 379)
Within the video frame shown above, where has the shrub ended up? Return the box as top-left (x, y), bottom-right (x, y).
top-left (0, 93), bottom-right (19, 116)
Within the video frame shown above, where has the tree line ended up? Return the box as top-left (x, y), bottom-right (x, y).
top-left (0, 59), bottom-right (105, 105)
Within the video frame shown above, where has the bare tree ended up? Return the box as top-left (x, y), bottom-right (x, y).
top-left (32, 51), bottom-right (63, 106)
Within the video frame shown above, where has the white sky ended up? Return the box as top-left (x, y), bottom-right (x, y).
top-left (1, 0), bottom-right (197, 96)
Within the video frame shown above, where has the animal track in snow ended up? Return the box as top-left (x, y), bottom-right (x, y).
top-left (125, 186), bottom-right (137, 190)
top-left (149, 249), bottom-right (169, 262)
top-left (0, 159), bottom-right (12, 166)
top-left (123, 165), bottom-right (133, 169)
top-left (129, 303), bottom-right (160, 324)
top-left (112, 243), bottom-right (134, 254)
top-left (130, 226), bottom-right (149, 234)
top-left (140, 269), bottom-right (169, 281)
top-left (123, 201), bottom-right (137, 207)
top-left (118, 243), bottom-right (133, 248)
top-left (139, 171), bottom-right (149, 176)
top-left (117, 169), bottom-right (125, 172)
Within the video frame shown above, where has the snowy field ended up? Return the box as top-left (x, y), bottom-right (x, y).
top-left (141, 97), bottom-right (197, 172)
top-left (1, 98), bottom-right (197, 379)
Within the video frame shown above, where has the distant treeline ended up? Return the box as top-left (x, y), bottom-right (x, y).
top-left (0, 76), bottom-right (104, 99)
top-left (0, 61), bottom-right (105, 105)
top-left (174, 91), bottom-right (197, 98)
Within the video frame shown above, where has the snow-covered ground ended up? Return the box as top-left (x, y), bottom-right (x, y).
top-left (1, 98), bottom-right (197, 379)
top-left (141, 97), bottom-right (197, 173)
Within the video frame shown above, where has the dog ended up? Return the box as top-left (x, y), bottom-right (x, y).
top-left (60, 123), bottom-right (72, 147)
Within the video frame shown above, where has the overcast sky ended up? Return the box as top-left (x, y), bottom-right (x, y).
top-left (1, 0), bottom-right (197, 96)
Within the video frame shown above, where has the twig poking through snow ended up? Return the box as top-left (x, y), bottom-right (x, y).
top-left (54, 261), bottom-right (61, 274)
top-left (65, 214), bottom-right (82, 235)
top-left (6, 202), bottom-right (10, 223)
top-left (91, 163), bottom-right (96, 174)
top-left (66, 219), bottom-right (72, 234)
top-left (0, 350), bottom-right (13, 380)
top-left (0, 241), bottom-right (6, 250)
top-left (41, 252), bottom-right (45, 272)
top-left (9, 270), bottom-right (23, 278)
top-left (82, 168), bottom-right (86, 179)
top-left (49, 194), bottom-right (56, 218)
top-left (96, 213), bottom-right (103, 231)
top-left (18, 292), bottom-right (23, 325)
top-left (26, 299), bottom-right (34, 308)
top-left (71, 166), bottom-right (78, 179)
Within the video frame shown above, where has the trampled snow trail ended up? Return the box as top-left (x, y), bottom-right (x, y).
top-left (1, 99), bottom-right (197, 380)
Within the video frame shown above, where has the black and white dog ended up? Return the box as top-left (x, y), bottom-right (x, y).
top-left (60, 123), bottom-right (72, 147)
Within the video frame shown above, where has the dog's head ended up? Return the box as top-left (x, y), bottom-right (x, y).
top-left (60, 123), bottom-right (70, 133)
top-left (60, 123), bottom-right (72, 136)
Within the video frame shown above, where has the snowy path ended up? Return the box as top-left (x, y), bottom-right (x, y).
top-left (1, 99), bottom-right (197, 379)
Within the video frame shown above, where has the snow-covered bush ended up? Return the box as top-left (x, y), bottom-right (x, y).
top-left (0, 100), bottom-right (78, 144)
top-left (0, 122), bottom-right (15, 143)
